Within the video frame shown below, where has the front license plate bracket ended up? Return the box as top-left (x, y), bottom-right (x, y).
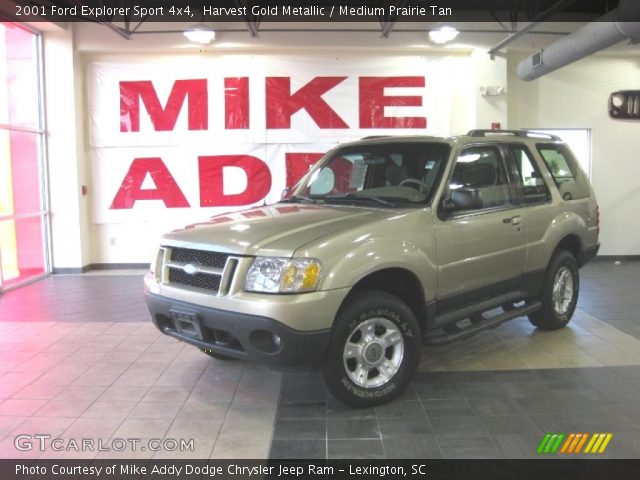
top-left (170, 310), bottom-right (204, 340)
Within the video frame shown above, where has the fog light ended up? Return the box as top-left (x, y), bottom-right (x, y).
top-left (272, 334), bottom-right (282, 348)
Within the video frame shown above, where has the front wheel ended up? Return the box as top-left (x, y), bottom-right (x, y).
top-left (529, 250), bottom-right (579, 331)
top-left (320, 290), bottom-right (421, 407)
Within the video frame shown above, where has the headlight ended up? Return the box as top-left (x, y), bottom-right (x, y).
top-left (150, 248), bottom-right (164, 281)
top-left (245, 257), bottom-right (322, 293)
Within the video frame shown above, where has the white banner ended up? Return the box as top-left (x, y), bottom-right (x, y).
top-left (88, 54), bottom-right (473, 224)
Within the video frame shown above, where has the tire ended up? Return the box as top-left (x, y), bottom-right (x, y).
top-left (320, 289), bottom-right (421, 407)
top-left (529, 250), bottom-right (579, 331)
top-left (200, 348), bottom-right (237, 361)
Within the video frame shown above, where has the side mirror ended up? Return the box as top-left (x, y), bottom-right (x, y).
top-left (441, 188), bottom-right (483, 212)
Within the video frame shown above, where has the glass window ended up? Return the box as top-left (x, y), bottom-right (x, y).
top-left (293, 143), bottom-right (450, 207)
top-left (537, 144), bottom-right (591, 200)
top-left (449, 145), bottom-right (514, 209)
top-left (0, 22), bottom-right (39, 128)
top-left (528, 129), bottom-right (591, 178)
top-left (0, 23), bottom-right (47, 291)
top-left (509, 144), bottom-right (550, 204)
top-left (0, 217), bottom-right (46, 289)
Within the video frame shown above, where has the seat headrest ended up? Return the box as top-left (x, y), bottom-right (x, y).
top-left (385, 163), bottom-right (408, 186)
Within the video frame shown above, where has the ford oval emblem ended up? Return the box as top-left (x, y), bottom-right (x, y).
top-left (183, 263), bottom-right (199, 275)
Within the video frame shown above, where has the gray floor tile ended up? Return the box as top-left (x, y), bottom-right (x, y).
top-left (128, 401), bottom-right (183, 419)
top-left (270, 439), bottom-right (326, 459)
top-left (81, 401), bottom-right (138, 419)
top-left (611, 366), bottom-right (640, 379)
top-left (500, 382), bottom-right (555, 399)
top-left (378, 417), bottom-right (433, 437)
top-left (375, 400), bottom-right (425, 418)
top-left (112, 417), bottom-right (174, 439)
top-left (277, 403), bottom-right (326, 419)
top-left (140, 386), bottom-right (192, 403)
top-left (479, 415), bottom-right (541, 435)
top-left (422, 399), bottom-right (475, 417)
top-left (578, 411), bottom-right (640, 432)
top-left (430, 415), bottom-right (486, 438)
top-left (437, 436), bottom-right (502, 458)
top-left (491, 370), bottom-right (545, 383)
top-left (382, 434), bottom-right (442, 459)
top-left (604, 435), bottom-right (640, 459)
top-left (0, 399), bottom-right (48, 416)
top-left (415, 383), bottom-right (463, 400)
top-left (492, 434), bottom-right (541, 459)
top-left (458, 382), bottom-right (508, 399)
top-left (327, 439), bottom-right (385, 459)
top-left (327, 418), bottom-right (379, 439)
top-left (590, 381), bottom-right (640, 401)
top-left (273, 419), bottom-right (325, 440)
top-left (513, 396), bottom-right (574, 414)
top-left (468, 397), bottom-right (523, 416)
top-left (528, 413), bottom-right (595, 433)
top-left (326, 401), bottom-right (377, 420)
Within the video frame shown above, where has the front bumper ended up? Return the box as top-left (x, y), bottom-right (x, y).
top-left (145, 292), bottom-right (331, 370)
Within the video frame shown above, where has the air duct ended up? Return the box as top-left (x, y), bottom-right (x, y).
top-left (518, 0), bottom-right (640, 81)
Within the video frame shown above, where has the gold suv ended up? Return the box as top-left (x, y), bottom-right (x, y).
top-left (144, 130), bottom-right (600, 406)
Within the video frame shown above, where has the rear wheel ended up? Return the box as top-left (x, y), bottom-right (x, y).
top-left (529, 250), bottom-right (579, 331)
top-left (321, 290), bottom-right (421, 407)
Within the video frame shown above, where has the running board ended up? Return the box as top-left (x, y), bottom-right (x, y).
top-left (423, 301), bottom-right (541, 346)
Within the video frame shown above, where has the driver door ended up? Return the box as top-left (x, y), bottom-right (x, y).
top-left (434, 144), bottom-right (527, 310)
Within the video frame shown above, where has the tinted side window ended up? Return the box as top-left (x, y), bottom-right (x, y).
top-left (537, 144), bottom-right (591, 200)
top-left (509, 145), bottom-right (550, 204)
top-left (450, 145), bottom-right (514, 209)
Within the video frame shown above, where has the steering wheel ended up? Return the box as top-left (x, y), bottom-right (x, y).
top-left (399, 178), bottom-right (429, 191)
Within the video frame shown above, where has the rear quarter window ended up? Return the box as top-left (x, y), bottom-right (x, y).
top-left (536, 144), bottom-right (591, 200)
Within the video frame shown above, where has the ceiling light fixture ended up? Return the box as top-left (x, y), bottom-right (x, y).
top-left (428, 26), bottom-right (460, 44)
top-left (184, 24), bottom-right (216, 44)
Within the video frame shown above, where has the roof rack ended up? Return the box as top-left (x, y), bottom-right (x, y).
top-left (467, 129), bottom-right (561, 141)
top-left (360, 135), bottom-right (391, 140)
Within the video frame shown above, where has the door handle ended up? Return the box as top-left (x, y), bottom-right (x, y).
top-left (502, 215), bottom-right (522, 226)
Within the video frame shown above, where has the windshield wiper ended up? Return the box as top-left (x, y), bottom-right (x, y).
top-left (280, 195), bottom-right (317, 204)
top-left (326, 194), bottom-right (397, 208)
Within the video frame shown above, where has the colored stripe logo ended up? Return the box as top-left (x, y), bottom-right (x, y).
top-left (537, 433), bottom-right (613, 454)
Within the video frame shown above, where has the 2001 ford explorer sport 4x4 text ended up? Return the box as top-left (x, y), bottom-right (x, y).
top-left (144, 130), bottom-right (600, 407)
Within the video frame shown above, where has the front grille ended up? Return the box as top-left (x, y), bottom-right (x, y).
top-left (171, 248), bottom-right (229, 269)
top-left (168, 269), bottom-right (222, 291)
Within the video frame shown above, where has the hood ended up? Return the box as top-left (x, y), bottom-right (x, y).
top-left (160, 203), bottom-right (396, 257)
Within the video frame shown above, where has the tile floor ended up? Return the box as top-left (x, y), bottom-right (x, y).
top-left (0, 261), bottom-right (638, 459)
top-left (272, 366), bottom-right (640, 459)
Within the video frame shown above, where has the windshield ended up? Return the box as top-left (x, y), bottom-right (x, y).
top-left (288, 142), bottom-right (450, 207)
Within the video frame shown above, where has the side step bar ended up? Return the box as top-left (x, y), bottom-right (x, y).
top-left (423, 301), bottom-right (541, 346)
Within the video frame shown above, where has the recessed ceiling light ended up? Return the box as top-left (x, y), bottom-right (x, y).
top-left (184, 24), bottom-right (216, 44)
top-left (428, 26), bottom-right (460, 44)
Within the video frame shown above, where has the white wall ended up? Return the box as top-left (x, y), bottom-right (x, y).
top-left (43, 29), bottom-right (91, 271)
top-left (507, 52), bottom-right (640, 256)
top-left (472, 50), bottom-right (508, 129)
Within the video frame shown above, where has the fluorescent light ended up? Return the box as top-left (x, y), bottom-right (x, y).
top-left (428, 26), bottom-right (459, 44)
top-left (184, 24), bottom-right (216, 44)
